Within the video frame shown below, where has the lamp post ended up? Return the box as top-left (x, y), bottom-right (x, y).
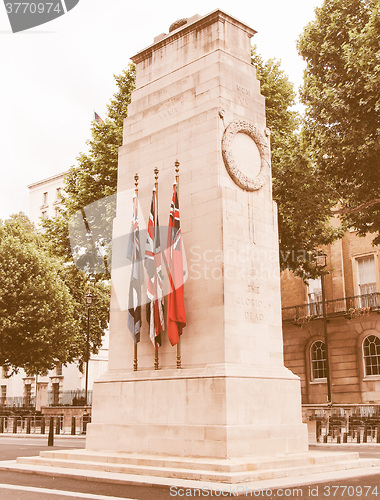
top-left (84, 291), bottom-right (94, 407)
top-left (315, 251), bottom-right (332, 404)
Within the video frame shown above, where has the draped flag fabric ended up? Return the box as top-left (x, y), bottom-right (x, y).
top-left (144, 189), bottom-right (165, 347)
top-left (166, 183), bottom-right (186, 346)
top-left (94, 111), bottom-right (104, 124)
top-left (126, 195), bottom-right (142, 344)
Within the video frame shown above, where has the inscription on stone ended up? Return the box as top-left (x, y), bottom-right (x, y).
top-left (159, 95), bottom-right (185, 120)
top-left (235, 287), bottom-right (271, 322)
top-left (236, 84), bottom-right (250, 96)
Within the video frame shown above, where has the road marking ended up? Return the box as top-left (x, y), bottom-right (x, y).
top-left (0, 483), bottom-right (138, 500)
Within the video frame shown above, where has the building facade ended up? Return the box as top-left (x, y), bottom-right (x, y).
top-left (28, 171), bottom-right (67, 222)
top-left (281, 230), bottom-right (380, 405)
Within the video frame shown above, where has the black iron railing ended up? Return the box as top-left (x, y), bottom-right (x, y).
top-left (0, 397), bottom-right (35, 409)
top-left (282, 292), bottom-right (380, 323)
top-left (304, 404), bottom-right (380, 444)
top-left (47, 390), bottom-right (92, 407)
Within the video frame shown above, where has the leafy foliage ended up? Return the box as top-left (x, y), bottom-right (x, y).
top-left (44, 64), bottom-right (136, 280)
top-left (252, 48), bottom-right (341, 275)
top-left (0, 214), bottom-right (81, 375)
top-left (298, 0), bottom-right (380, 244)
top-left (0, 213), bottom-right (110, 375)
top-left (64, 63), bottom-right (136, 215)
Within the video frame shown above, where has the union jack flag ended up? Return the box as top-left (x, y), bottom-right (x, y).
top-left (166, 183), bottom-right (186, 345)
top-left (144, 188), bottom-right (165, 347)
top-left (126, 195), bottom-right (142, 344)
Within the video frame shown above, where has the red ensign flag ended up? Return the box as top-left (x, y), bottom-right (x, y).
top-left (166, 183), bottom-right (186, 345)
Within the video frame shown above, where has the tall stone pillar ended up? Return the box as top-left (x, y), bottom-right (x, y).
top-left (87, 9), bottom-right (308, 459)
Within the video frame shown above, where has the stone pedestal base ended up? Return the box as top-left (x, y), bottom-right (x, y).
top-left (86, 365), bottom-right (308, 459)
top-left (13, 449), bottom-right (380, 488)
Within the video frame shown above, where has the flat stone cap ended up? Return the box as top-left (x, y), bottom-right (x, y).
top-left (132, 9), bottom-right (257, 64)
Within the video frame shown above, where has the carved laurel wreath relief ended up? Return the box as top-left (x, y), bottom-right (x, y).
top-left (221, 119), bottom-right (271, 191)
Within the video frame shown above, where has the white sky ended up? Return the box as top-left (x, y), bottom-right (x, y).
top-left (0, 0), bottom-right (322, 220)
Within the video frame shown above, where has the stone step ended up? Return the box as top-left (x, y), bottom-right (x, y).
top-left (36, 449), bottom-right (361, 472)
top-left (16, 454), bottom-right (380, 483)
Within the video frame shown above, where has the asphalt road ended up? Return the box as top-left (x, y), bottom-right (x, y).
top-left (1, 437), bottom-right (380, 499)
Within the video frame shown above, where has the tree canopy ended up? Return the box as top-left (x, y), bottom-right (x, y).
top-left (298, 0), bottom-right (380, 244)
top-left (43, 63), bottom-right (136, 278)
top-left (252, 48), bottom-right (341, 275)
top-left (0, 213), bottom-right (110, 375)
top-left (0, 214), bottom-right (81, 375)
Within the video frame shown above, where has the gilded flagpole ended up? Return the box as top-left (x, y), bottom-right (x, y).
top-left (154, 167), bottom-right (160, 370)
top-left (133, 173), bottom-right (139, 372)
top-left (175, 159), bottom-right (182, 369)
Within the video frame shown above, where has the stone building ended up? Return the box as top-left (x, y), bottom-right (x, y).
top-left (28, 171), bottom-right (67, 222)
top-left (281, 229), bottom-right (380, 404)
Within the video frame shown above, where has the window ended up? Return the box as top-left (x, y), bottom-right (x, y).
top-left (41, 211), bottom-right (47, 220)
top-left (307, 278), bottom-right (322, 316)
top-left (357, 255), bottom-right (377, 296)
top-left (363, 335), bottom-right (380, 376)
top-left (56, 187), bottom-right (62, 201)
top-left (2, 366), bottom-right (9, 378)
top-left (43, 192), bottom-right (48, 206)
top-left (1, 385), bottom-right (6, 405)
top-left (55, 207), bottom-right (61, 217)
top-left (56, 364), bottom-right (62, 376)
top-left (52, 382), bottom-right (60, 406)
top-left (310, 340), bottom-right (327, 380)
top-left (24, 384), bottom-right (32, 407)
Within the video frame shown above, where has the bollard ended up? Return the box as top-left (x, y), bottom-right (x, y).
top-left (13, 417), bottom-right (17, 434)
top-left (343, 432), bottom-right (347, 443)
top-left (0, 417), bottom-right (3, 433)
top-left (337, 434), bottom-right (341, 444)
top-left (356, 429), bottom-right (361, 444)
top-left (26, 417), bottom-right (31, 434)
top-left (363, 427), bottom-right (368, 443)
top-left (71, 416), bottom-right (76, 436)
top-left (48, 417), bottom-right (54, 446)
top-left (323, 434), bottom-right (328, 443)
top-left (41, 417), bottom-right (45, 434)
top-left (377, 426), bottom-right (380, 444)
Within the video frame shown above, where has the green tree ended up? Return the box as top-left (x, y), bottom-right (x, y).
top-left (298, 0), bottom-right (380, 243)
top-left (64, 63), bottom-right (136, 214)
top-left (0, 214), bottom-right (81, 375)
top-left (44, 63), bottom-right (136, 278)
top-left (252, 48), bottom-right (341, 275)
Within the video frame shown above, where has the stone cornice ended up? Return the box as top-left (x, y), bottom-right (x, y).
top-left (131, 9), bottom-right (257, 64)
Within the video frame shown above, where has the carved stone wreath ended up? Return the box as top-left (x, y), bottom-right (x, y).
top-left (221, 120), bottom-right (270, 191)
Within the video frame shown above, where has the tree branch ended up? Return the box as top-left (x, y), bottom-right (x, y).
top-left (332, 199), bottom-right (380, 215)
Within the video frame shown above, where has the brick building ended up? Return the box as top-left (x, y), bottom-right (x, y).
top-left (281, 230), bottom-right (380, 404)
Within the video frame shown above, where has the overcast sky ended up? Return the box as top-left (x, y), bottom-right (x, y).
top-left (0, 0), bottom-right (322, 220)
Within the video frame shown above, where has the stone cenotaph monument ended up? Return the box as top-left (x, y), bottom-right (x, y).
top-left (86, 9), bottom-right (309, 462)
top-left (14, 10), bottom-right (373, 486)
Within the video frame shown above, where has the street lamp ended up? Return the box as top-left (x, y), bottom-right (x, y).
top-left (84, 291), bottom-right (94, 407)
top-left (315, 251), bottom-right (332, 404)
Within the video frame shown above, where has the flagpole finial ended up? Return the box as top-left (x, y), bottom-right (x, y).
top-left (154, 167), bottom-right (159, 182)
top-left (175, 159), bottom-right (180, 175)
